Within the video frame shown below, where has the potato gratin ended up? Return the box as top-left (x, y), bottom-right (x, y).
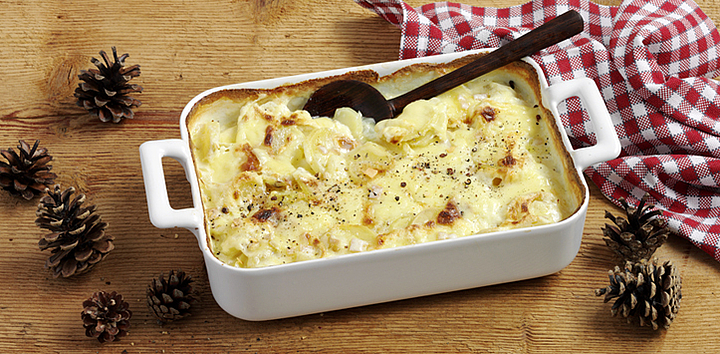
top-left (187, 58), bottom-right (582, 268)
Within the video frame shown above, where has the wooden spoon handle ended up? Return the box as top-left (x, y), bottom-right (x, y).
top-left (388, 10), bottom-right (584, 115)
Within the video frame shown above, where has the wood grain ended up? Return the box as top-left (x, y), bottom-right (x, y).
top-left (1, 0), bottom-right (720, 353)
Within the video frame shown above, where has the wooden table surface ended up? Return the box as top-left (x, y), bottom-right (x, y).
top-left (2, 0), bottom-right (720, 353)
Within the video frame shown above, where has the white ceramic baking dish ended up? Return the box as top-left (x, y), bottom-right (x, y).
top-left (139, 49), bottom-right (621, 321)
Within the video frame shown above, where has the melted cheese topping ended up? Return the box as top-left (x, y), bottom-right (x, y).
top-left (189, 70), bottom-right (578, 268)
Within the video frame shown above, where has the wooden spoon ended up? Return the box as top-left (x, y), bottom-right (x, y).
top-left (303, 10), bottom-right (584, 121)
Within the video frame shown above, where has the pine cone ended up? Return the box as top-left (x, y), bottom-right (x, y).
top-left (0, 140), bottom-right (57, 200)
top-left (602, 193), bottom-right (670, 262)
top-left (147, 270), bottom-right (199, 324)
top-left (74, 47), bottom-right (143, 123)
top-left (36, 185), bottom-right (114, 278)
top-left (595, 258), bottom-right (682, 330)
top-left (82, 291), bottom-right (132, 343)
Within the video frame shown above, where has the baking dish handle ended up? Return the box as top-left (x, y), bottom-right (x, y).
top-left (543, 77), bottom-right (621, 171)
top-left (139, 139), bottom-right (202, 231)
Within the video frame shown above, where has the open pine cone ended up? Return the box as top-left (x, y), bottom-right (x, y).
top-left (147, 270), bottom-right (199, 324)
top-left (595, 258), bottom-right (682, 330)
top-left (74, 47), bottom-right (143, 123)
top-left (602, 193), bottom-right (670, 262)
top-left (0, 140), bottom-right (57, 200)
top-left (82, 291), bottom-right (132, 343)
top-left (36, 185), bottom-right (114, 277)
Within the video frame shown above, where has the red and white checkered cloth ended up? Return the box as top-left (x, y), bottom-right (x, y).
top-left (355, 0), bottom-right (720, 261)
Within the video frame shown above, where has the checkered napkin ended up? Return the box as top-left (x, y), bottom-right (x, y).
top-left (355, 0), bottom-right (720, 261)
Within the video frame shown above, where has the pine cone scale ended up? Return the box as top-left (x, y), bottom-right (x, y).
top-left (68, 224), bottom-right (86, 235)
top-left (79, 81), bottom-right (98, 92)
top-left (117, 95), bottom-right (140, 106)
top-left (119, 64), bottom-right (140, 76)
top-left (94, 96), bottom-right (110, 107)
top-left (30, 154), bottom-right (52, 166)
top-left (27, 181), bottom-right (50, 192)
top-left (0, 154), bottom-right (11, 165)
top-left (93, 238), bottom-right (114, 252)
top-left (39, 231), bottom-right (62, 244)
top-left (14, 179), bottom-right (28, 191)
top-left (74, 246), bottom-right (94, 262)
top-left (46, 248), bottom-right (72, 267)
top-left (19, 140), bottom-right (33, 153)
top-left (59, 238), bottom-right (80, 250)
top-left (61, 259), bottom-right (78, 277)
top-left (98, 109), bottom-right (112, 123)
top-left (107, 105), bottom-right (124, 116)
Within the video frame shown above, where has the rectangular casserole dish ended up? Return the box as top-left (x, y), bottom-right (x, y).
top-left (139, 49), bottom-right (621, 321)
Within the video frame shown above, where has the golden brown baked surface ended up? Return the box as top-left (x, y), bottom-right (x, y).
top-left (187, 55), bottom-right (584, 268)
